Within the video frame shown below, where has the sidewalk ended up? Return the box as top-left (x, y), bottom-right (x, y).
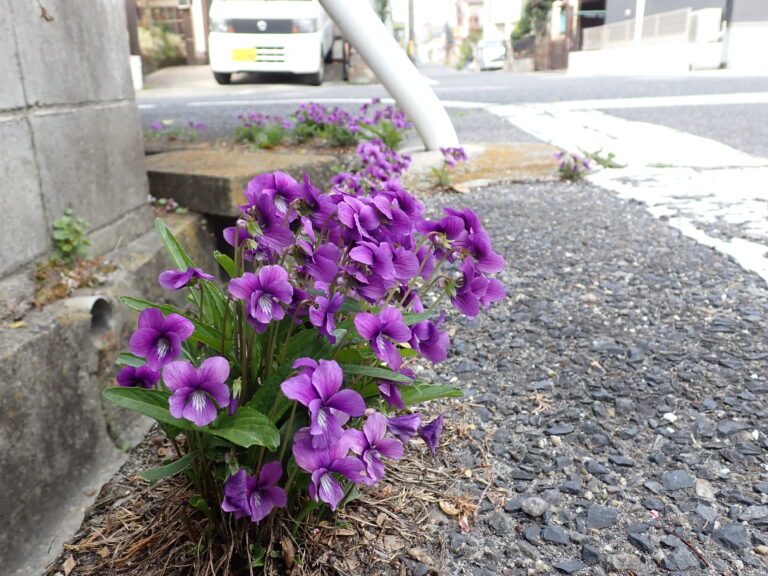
top-left (420, 180), bottom-right (768, 575)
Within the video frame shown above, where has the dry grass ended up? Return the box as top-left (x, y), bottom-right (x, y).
top-left (47, 400), bottom-right (503, 576)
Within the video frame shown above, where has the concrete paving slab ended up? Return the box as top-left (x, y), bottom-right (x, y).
top-left (145, 149), bottom-right (340, 216)
top-left (402, 142), bottom-right (560, 191)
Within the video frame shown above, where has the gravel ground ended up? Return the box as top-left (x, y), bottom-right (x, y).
top-left (414, 181), bottom-right (768, 576)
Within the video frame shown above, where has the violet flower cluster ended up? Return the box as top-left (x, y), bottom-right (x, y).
top-left (110, 124), bottom-right (506, 538)
top-left (555, 150), bottom-right (592, 181)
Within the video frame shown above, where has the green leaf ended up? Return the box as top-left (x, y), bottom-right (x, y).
top-left (339, 363), bottom-right (413, 383)
top-left (116, 352), bottom-right (145, 367)
top-left (214, 251), bottom-right (236, 278)
top-left (209, 407), bottom-right (280, 450)
top-left (119, 296), bottom-right (229, 353)
top-left (402, 312), bottom-right (431, 326)
top-left (155, 218), bottom-right (195, 270)
top-left (189, 495), bottom-right (213, 520)
top-left (400, 381), bottom-right (463, 405)
top-left (139, 451), bottom-right (198, 484)
top-left (103, 387), bottom-right (196, 430)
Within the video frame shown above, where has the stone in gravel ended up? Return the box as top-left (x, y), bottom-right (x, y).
top-left (554, 559), bottom-right (587, 574)
top-left (546, 424), bottom-right (575, 436)
top-left (689, 505), bottom-right (718, 533)
top-left (695, 479), bottom-right (715, 500)
top-left (517, 540), bottom-right (539, 560)
top-left (738, 506), bottom-right (768, 522)
top-left (662, 547), bottom-right (699, 571)
top-left (700, 398), bottom-right (718, 410)
top-left (522, 497), bottom-right (549, 518)
top-left (609, 455), bottom-right (635, 467)
top-left (643, 498), bottom-right (666, 511)
top-left (628, 531), bottom-right (654, 554)
top-left (511, 469), bottom-right (535, 481)
top-left (607, 553), bottom-right (644, 572)
top-left (504, 497), bottom-right (524, 512)
top-left (661, 535), bottom-right (684, 548)
top-left (560, 480), bottom-right (582, 495)
top-left (713, 524), bottom-right (750, 550)
top-left (456, 360), bottom-right (479, 373)
top-left (753, 481), bottom-right (768, 495)
top-left (718, 420), bottom-right (750, 436)
top-left (542, 525), bottom-right (570, 545)
top-left (662, 470), bottom-right (695, 491)
top-left (587, 504), bottom-right (618, 529)
top-left (581, 543), bottom-right (601, 566)
top-left (645, 480), bottom-right (665, 494)
top-left (523, 525), bottom-right (541, 545)
top-left (486, 512), bottom-right (511, 535)
top-left (586, 461), bottom-right (609, 475)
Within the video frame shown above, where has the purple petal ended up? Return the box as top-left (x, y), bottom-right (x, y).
top-left (200, 379), bottom-right (230, 409)
top-left (387, 413), bottom-right (422, 443)
top-left (378, 380), bottom-right (404, 409)
top-left (363, 412), bottom-right (387, 444)
top-left (292, 430), bottom-right (324, 472)
top-left (158, 269), bottom-right (191, 290)
top-left (228, 273), bottom-right (260, 300)
top-left (182, 390), bottom-right (219, 426)
top-left (419, 414), bottom-right (444, 456)
top-left (221, 469), bottom-right (251, 518)
top-left (281, 373), bottom-right (318, 406)
top-left (164, 313), bottom-right (195, 340)
top-left (198, 356), bottom-right (230, 385)
top-left (481, 278), bottom-right (506, 306)
top-left (162, 361), bottom-right (198, 391)
top-left (326, 389), bottom-right (366, 418)
top-left (349, 245), bottom-right (373, 266)
top-left (331, 457), bottom-right (367, 483)
top-left (168, 387), bottom-right (190, 419)
top-left (137, 308), bottom-right (164, 329)
top-left (128, 327), bottom-right (159, 358)
top-left (258, 461), bottom-right (283, 487)
top-left (345, 429), bottom-right (368, 455)
top-left (315, 471), bottom-right (345, 510)
top-left (354, 312), bottom-right (380, 340)
top-left (261, 484), bottom-right (287, 509)
top-left (376, 437), bottom-right (404, 460)
top-left (311, 359), bottom-right (343, 401)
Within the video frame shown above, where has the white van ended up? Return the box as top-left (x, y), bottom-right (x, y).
top-left (477, 39), bottom-right (507, 71)
top-left (208, 0), bottom-right (335, 85)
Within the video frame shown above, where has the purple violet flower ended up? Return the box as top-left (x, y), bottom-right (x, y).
top-left (309, 285), bottom-right (343, 343)
top-left (292, 428), bottom-right (366, 510)
top-left (221, 463), bottom-right (287, 524)
top-left (419, 413), bottom-right (444, 456)
top-left (164, 356), bottom-right (230, 427)
top-left (228, 265), bottom-right (294, 333)
top-left (410, 315), bottom-right (449, 364)
top-left (387, 413), bottom-right (422, 444)
top-left (244, 171), bottom-right (301, 217)
top-left (158, 267), bottom-right (215, 290)
top-left (376, 366), bottom-right (414, 410)
top-left (354, 308), bottom-right (411, 370)
top-left (450, 260), bottom-right (506, 320)
top-left (116, 365), bottom-right (160, 389)
top-left (280, 359), bottom-right (366, 448)
top-left (128, 308), bottom-right (195, 370)
top-left (347, 412), bottom-right (403, 485)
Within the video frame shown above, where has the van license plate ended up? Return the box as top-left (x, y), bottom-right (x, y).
top-left (232, 48), bottom-right (257, 62)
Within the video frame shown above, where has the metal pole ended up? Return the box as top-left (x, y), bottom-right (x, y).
top-left (633, 0), bottom-right (646, 46)
top-left (318, 0), bottom-right (459, 150)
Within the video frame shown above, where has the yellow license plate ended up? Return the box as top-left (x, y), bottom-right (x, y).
top-left (232, 48), bottom-right (257, 62)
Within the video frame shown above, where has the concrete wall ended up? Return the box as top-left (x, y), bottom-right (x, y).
top-left (0, 0), bottom-right (150, 279)
top-left (606, 0), bottom-right (767, 24)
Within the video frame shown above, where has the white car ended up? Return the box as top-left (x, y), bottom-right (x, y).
top-left (208, 0), bottom-right (334, 85)
top-left (478, 39), bottom-right (507, 71)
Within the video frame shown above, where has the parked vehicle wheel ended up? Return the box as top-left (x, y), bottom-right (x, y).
top-left (306, 52), bottom-right (324, 86)
top-left (213, 72), bottom-right (232, 85)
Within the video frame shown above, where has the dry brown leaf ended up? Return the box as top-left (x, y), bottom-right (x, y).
top-left (439, 500), bottom-right (460, 516)
top-left (62, 555), bottom-right (76, 576)
top-left (281, 536), bottom-right (295, 569)
top-left (451, 184), bottom-right (471, 194)
top-left (329, 527), bottom-right (355, 536)
top-left (8, 321), bottom-right (26, 329)
top-left (407, 547), bottom-right (432, 564)
top-left (459, 514), bottom-right (472, 533)
top-left (96, 547), bottom-right (110, 559)
top-left (376, 512), bottom-right (387, 526)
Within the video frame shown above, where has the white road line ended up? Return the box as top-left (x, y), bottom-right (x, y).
top-left (186, 97), bottom-right (396, 107)
top-left (489, 99), bottom-right (768, 284)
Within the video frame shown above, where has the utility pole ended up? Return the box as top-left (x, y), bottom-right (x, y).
top-left (720, 0), bottom-right (735, 68)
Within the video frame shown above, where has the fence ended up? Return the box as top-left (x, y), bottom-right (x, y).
top-left (582, 8), bottom-right (692, 50)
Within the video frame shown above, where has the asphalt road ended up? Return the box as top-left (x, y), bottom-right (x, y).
top-left (137, 63), bottom-right (768, 158)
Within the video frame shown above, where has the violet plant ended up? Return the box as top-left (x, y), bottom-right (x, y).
top-left (145, 119), bottom-right (206, 142)
top-left (432, 146), bottom-right (468, 187)
top-left (105, 131), bottom-right (505, 565)
top-left (234, 112), bottom-right (291, 150)
top-left (555, 150), bottom-right (593, 182)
